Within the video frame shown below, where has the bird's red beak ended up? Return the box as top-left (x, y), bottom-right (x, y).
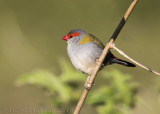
top-left (62, 35), bottom-right (68, 41)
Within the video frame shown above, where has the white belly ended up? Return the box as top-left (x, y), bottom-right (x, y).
top-left (67, 42), bottom-right (103, 75)
top-left (71, 56), bottom-right (96, 75)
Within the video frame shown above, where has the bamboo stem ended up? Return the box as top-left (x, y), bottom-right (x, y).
top-left (74, 0), bottom-right (138, 114)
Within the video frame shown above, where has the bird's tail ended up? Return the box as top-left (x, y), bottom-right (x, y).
top-left (104, 51), bottom-right (136, 67)
top-left (112, 58), bottom-right (136, 67)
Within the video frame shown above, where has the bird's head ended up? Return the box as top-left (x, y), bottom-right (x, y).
top-left (62, 29), bottom-right (104, 48)
top-left (62, 29), bottom-right (87, 44)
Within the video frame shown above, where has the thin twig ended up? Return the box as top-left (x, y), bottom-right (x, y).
top-left (112, 45), bottom-right (160, 76)
top-left (74, 0), bottom-right (138, 114)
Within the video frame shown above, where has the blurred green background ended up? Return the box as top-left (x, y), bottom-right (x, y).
top-left (0, 0), bottom-right (160, 114)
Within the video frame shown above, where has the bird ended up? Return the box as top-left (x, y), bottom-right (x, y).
top-left (62, 29), bottom-right (135, 76)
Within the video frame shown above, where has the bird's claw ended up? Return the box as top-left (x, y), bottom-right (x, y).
top-left (96, 59), bottom-right (102, 67)
top-left (84, 76), bottom-right (94, 89)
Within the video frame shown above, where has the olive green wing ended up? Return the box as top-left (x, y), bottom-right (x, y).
top-left (78, 33), bottom-right (104, 49)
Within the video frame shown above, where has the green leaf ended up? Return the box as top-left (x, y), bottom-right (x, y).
top-left (16, 70), bottom-right (72, 103)
top-left (87, 69), bottom-right (138, 114)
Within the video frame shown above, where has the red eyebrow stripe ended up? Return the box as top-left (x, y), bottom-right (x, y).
top-left (67, 32), bottom-right (80, 38)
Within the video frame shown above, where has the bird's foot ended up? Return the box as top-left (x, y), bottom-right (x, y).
top-left (96, 59), bottom-right (102, 66)
top-left (84, 76), bottom-right (95, 90)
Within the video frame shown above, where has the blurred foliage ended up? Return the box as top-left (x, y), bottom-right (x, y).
top-left (16, 58), bottom-right (85, 108)
top-left (16, 59), bottom-right (138, 114)
top-left (86, 70), bottom-right (138, 114)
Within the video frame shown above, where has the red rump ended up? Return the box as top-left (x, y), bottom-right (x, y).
top-left (109, 53), bottom-right (120, 60)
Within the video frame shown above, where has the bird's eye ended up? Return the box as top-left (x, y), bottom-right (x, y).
top-left (67, 32), bottom-right (80, 39)
top-left (70, 35), bottom-right (73, 38)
